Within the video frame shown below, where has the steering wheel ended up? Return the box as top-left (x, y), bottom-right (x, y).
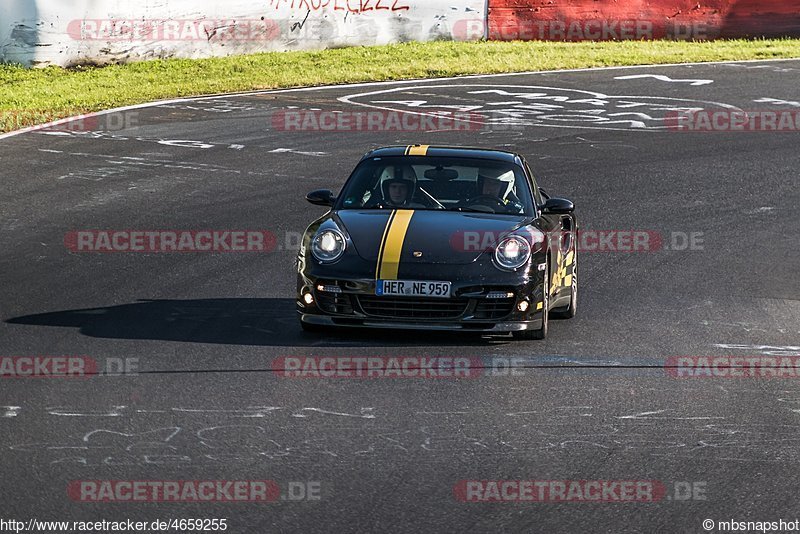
top-left (465, 195), bottom-right (508, 212)
top-left (371, 201), bottom-right (428, 210)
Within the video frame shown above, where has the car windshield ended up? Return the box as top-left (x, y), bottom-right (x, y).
top-left (337, 156), bottom-right (535, 216)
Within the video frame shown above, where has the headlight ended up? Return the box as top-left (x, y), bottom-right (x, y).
top-left (311, 229), bottom-right (346, 263)
top-left (494, 235), bottom-right (531, 270)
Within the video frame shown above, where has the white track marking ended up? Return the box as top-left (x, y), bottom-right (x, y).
top-left (269, 148), bottom-right (329, 157)
top-left (1, 406), bottom-right (21, 418)
top-left (338, 84), bottom-right (742, 132)
top-left (714, 344), bottom-right (800, 356)
top-left (1, 58), bottom-right (797, 141)
top-left (754, 97), bottom-right (800, 107)
top-left (290, 407), bottom-right (375, 419)
top-left (614, 74), bottom-right (714, 86)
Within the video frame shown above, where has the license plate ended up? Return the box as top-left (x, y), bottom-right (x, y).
top-left (376, 280), bottom-right (451, 298)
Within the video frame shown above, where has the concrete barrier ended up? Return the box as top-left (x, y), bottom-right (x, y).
top-left (0, 0), bottom-right (485, 67)
top-left (487, 0), bottom-right (800, 42)
top-left (3, 0), bottom-right (799, 67)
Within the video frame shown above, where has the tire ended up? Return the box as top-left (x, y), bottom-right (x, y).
top-left (551, 249), bottom-right (577, 319)
top-left (514, 266), bottom-right (548, 340)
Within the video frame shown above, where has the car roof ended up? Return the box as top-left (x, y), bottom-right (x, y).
top-left (362, 145), bottom-right (521, 164)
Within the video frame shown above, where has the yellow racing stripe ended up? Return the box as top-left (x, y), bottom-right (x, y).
top-left (377, 210), bottom-right (415, 280)
top-left (407, 145), bottom-right (430, 156)
top-left (375, 211), bottom-right (397, 279)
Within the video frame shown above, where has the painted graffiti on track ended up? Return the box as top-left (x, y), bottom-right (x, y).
top-left (340, 84), bottom-right (741, 131)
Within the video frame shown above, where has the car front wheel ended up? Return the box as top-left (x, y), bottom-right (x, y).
top-left (513, 267), bottom-right (548, 340)
top-left (551, 250), bottom-right (577, 319)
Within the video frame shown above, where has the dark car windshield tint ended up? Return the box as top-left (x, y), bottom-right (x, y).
top-left (337, 156), bottom-right (535, 216)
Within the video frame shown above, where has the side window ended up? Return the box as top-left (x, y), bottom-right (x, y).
top-left (524, 161), bottom-right (543, 206)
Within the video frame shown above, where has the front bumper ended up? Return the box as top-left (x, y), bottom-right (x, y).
top-left (296, 272), bottom-right (545, 333)
top-left (299, 313), bottom-right (543, 332)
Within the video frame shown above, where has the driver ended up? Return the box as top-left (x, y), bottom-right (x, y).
top-left (380, 165), bottom-right (419, 208)
top-left (463, 167), bottom-right (524, 213)
top-left (479, 167), bottom-right (514, 200)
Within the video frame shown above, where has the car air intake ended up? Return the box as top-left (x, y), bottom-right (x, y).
top-left (356, 296), bottom-right (469, 320)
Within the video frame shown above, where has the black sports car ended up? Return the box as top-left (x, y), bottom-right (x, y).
top-left (296, 145), bottom-right (577, 339)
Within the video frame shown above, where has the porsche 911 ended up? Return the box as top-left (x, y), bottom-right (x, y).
top-left (296, 145), bottom-right (577, 339)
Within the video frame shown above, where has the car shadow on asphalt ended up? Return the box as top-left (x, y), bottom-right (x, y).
top-left (5, 298), bottom-right (512, 347)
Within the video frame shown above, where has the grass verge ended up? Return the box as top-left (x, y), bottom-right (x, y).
top-left (2, 38), bottom-right (800, 133)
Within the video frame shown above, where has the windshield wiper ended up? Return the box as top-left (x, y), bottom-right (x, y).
top-left (451, 206), bottom-right (494, 213)
top-left (417, 187), bottom-right (446, 210)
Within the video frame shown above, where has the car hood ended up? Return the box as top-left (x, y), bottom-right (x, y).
top-left (335, 209), bottom-right (532, 265)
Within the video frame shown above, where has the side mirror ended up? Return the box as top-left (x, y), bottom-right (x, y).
top-left (306, 189), bottom-right (336, 207)
top-left (541, 197), bottom-right (574, 215)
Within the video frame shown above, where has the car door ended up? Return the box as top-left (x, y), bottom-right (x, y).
top-left (523, 159), bottom-right (574, 300)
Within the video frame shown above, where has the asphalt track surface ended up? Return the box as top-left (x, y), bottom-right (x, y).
top-left (1, 59), bottom-right (799, 533)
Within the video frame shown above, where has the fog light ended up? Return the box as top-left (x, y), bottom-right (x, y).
top-left (517, 300), bottom-right (530, 312)
top-left (303, 293), bottom-right (314, 305)
top-left (316, 284), bottom-right (342, 293)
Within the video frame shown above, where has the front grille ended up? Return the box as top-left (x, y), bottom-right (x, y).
top-left (316, 292), bottom-right (354, 315)
top-left (473, 299), bottom-right (515, 320)
top-left (356, 296), bottom-right (469, 320)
